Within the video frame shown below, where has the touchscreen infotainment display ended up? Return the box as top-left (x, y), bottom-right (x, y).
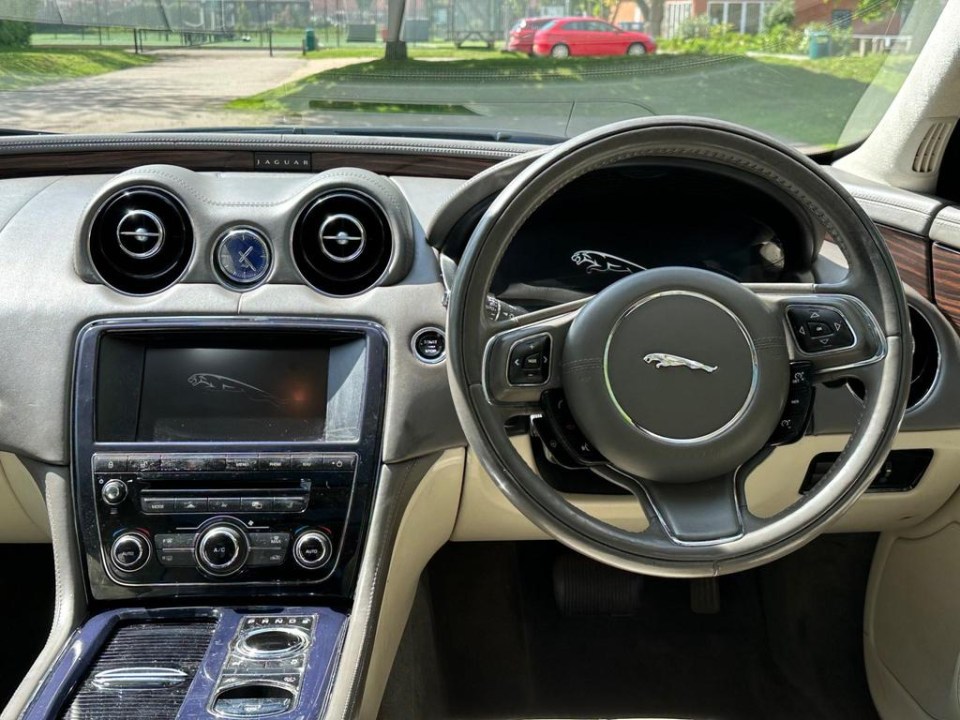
top-left (96, 333), bottom-right (333, 442)
top-left (137, 347), bottom-right (329, 442)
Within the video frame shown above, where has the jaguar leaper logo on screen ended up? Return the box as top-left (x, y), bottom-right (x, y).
top-left (187, 373), bottom-right (284, 407)
top-left (571, 250), bottom-right (645, 275)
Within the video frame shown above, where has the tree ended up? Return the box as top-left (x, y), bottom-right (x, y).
top-left (634, 0), bottom-right (664, 37)
top-left (856, 0), bottom-right (913, 23)
top-left (0, 20), bottom-right (31, 48)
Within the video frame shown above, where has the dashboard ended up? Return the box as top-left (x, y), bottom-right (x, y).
top-left (444, 165), bottom-right (816, 310)
top-left (0, 133), bottom-right (959, 602)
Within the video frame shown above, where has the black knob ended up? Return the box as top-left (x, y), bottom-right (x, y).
top-left (196, 525), bottom-right (248, 577)
top-left (293, 531), bottom-right (333, 570)
top-left (111, 532), bottom-right (150, 572)
top-left (101, 479), bottom-right (128, 506)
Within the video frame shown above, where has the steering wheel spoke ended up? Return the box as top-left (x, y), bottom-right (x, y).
top-left (594, 460), bottom-right (766, 545)
top-left (481, 298), bottom-right (588, 405)
top-left (752, 283), bottom-right (886, 381)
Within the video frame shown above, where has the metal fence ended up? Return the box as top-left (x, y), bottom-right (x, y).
top-left (2, 0), bottom-right (520, 45)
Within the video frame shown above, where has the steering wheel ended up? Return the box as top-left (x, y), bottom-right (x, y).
top-left (447, 118), bottom-right (911, 577)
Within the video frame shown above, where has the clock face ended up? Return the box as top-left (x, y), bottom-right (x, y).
top-left (216, 228), bottom-right (271, 287)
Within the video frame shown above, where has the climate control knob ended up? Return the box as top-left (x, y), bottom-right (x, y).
top-left (110, 532), bottom-right (150, 572)
top-left (196, 524), bottom-right (248, 577)
top-left (293, 530), bottom-right (333, 570)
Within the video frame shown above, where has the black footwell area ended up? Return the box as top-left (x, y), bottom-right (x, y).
top-left (0, 544), bottom-right (55, 710)
top-left (384, 535), bottom-right (878, 720)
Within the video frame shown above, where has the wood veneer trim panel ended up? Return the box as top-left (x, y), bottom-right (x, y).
top-left (877, 224), bottom-right (932, 300)
top-left (0, 149), bottom-right (495, 179)
top-left (932, 242), bottom-right (960, 330)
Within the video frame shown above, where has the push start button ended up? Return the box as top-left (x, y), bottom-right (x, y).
top-left (412, 327), bottom-right (446, 364)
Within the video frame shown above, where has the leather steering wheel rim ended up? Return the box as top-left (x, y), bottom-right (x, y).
top-left (447, 117), bottom-right (911, 578)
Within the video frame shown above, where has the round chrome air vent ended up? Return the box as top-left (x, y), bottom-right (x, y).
top-left (292, 191), bottom-right (392, 296)
top-left (89, 186), bottom-right (193, 295)
top-left (849, 306), bottom-right (939, 410)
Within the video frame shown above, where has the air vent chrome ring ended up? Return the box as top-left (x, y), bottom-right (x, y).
top-left (89, 185), bottom-right (193, 295)
top-left (116, 209), bottom-right (165, 259)
top-left (291, 189), bottom-right (393, 297)
top-left (319, 213), bottom-right (366, 263)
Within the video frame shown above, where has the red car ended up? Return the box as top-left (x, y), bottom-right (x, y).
top-left (506, 17), bottom-right (556, 55)
top-left (532, 17), bottom-right (657, 58)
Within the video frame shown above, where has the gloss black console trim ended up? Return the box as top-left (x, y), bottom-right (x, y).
top-left (72, 317), bottom-right (388, 601)
top-left (20, 607), bottom-right (347, 720)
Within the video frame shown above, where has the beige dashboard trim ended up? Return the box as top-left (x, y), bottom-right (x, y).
top-left (453, 432), bottom-right (960, 541)
top-left (357, 450), bottom-right (464, 719)
top-left (0, 453), bottom-right (50, 543)
top-left (864, 439), bottom-right (960, 720)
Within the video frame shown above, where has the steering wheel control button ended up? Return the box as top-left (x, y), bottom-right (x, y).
top-left (293, 531), bottom-right (333, 570)
top-left (412, 327), bottom-right (446, 364)
top-left (196, 524), bottom-right (249, 577)
top-left (111, 532), bottom-right (151, 573)
top-left (508, 334), bottom-right (552, 386)
top-left (215, 227), bottom-right (272, 289)
top-left (540, 390), bottom-right (605, 465)
top-left (769, 362), bottom-right (815, 445)
top-left (101, 479), bottom-right (128, 506)
top-left (787, 305), bottom-right (855, 352)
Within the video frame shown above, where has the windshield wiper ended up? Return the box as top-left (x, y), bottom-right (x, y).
top-left (141, 125), bottom-right (563, 145)
top-left (0, 128), bottom-right (58, 136)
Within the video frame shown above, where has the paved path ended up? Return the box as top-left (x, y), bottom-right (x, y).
top-left (0, 50), bottom-right (364, 133)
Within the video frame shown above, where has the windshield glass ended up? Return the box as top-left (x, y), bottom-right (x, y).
top-left (0, 0), bottom-right (945, 150)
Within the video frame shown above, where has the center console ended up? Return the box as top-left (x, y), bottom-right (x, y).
top-left (73, 317), bottom-right (387, 600)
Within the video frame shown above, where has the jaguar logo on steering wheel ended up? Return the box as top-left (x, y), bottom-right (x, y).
top-left (643, 352), bottom-right (718, 373)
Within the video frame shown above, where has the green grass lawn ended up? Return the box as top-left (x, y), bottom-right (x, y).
top-left (0, 48), bottom-right (151, 90)
top-left (228, 52), bottom-right (915, 149)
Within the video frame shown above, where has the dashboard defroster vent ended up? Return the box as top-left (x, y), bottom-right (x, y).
top-left (912, 120), bottom-right (955, 174)
top-left (292, 190), bottom-right (392, 296)
top-left (89, 186), bottom-right (193, 295)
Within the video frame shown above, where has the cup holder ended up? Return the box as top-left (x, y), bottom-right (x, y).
top-left (213, 682), bottom-right (296, 718)
top-left (236, 625), bottom-right (309, 659)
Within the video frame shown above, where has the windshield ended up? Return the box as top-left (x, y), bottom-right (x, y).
top-left (0, 0), bottom-right (945, 150)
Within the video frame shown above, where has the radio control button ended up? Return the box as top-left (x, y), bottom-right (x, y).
top-left (157, 549), bottom-right (195, 567)
top-left (241, 497), bottom-right (273, 512)
top-left (259, 454), bottom-right (289, 471)
top-left (94, 454), bottom-right (129, 472)
top-left (274, 496), bottom-right (307, 513)
top-left (111, 532), bottom-right (150, 572)
top-left (292, 454), bottom-right (324, 471)
top-left (176, 497), bottom-right (208, 513)
top-left (225, 454), bottom-right (258, 471)
top-left (322, 454), bottom-right (357, 471)
top-left (128, 454), bottom-right (161, 473)
top-left (101, 479), bottom-right (128, 506)
top-left (155, 533), bottom-right (195, 551)
top-left (209, 496), bottom-right (242, 512)
top-left (141, 496), bottom-right (175, 514)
